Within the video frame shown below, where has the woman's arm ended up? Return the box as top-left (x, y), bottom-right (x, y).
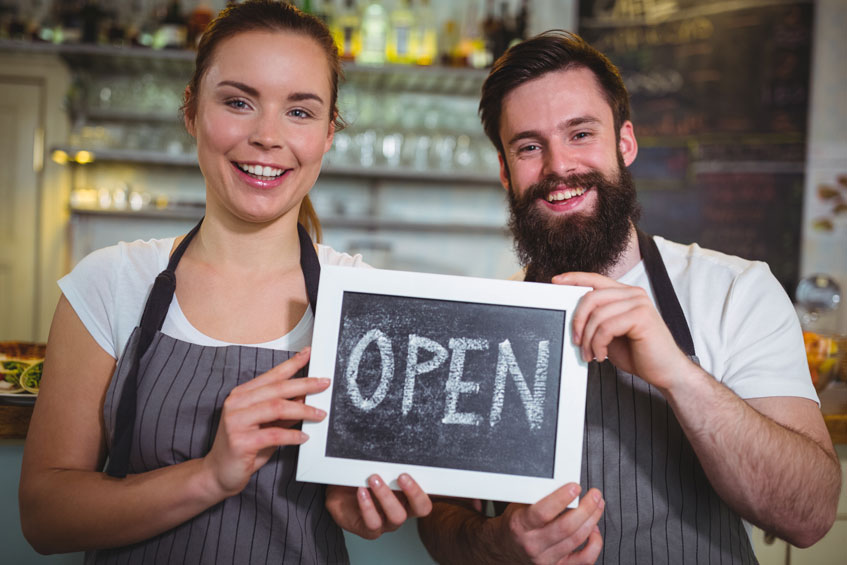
top-left (19, 296), bottom-right (327, 554)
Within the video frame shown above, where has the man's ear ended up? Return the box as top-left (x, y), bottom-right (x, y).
top-left (498, 152), bottom-right (511, 191)
top-left (619, 121), bottom-right (638, 167)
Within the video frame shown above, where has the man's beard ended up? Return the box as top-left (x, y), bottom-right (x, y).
top-left (507, 155), bottom-right (641, 283)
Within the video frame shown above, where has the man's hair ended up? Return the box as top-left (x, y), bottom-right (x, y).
top-left (479, 30), bottom-right (631, 157)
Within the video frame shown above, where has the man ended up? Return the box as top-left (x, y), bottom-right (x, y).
top-left (417, 31), bottom-right (841, 564)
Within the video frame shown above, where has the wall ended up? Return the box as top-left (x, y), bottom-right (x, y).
top-left (800, 0), bottom-right (847, 333)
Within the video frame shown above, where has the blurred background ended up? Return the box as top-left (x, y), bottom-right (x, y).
top-left (0, 0), bottom-right (845, 563)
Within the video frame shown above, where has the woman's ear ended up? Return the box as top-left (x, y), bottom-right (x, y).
top-left (183, 86), bottom-right (196, 137)
top-left (324, 114), bottom-right (336, 155)
top-left (619, 121), bottom-right (638, 167)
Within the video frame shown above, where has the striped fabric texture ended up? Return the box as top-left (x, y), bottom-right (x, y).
top-left (581, 359), bottom-right (758, 565)
top-left (88, 331), bottom-right (349, 565)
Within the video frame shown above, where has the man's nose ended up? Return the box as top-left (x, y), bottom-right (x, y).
top-left (543, 142), bottom-right (577, 177)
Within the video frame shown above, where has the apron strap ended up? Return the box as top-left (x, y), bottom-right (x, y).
top-left (636, 229), bottom-right (696, 357)
top-left (298, 223), bottom-right (320, 316)
top-left (108, 220), bottom-right (321, 477)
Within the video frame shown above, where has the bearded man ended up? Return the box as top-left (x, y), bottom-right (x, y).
top-left (417, 31), bottom-right (840, 565)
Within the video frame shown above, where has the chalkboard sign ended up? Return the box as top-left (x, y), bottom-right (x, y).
top-left (579, 0), bottom-right (813, 295)
top-left (297, 266), bottom-right (590, 504)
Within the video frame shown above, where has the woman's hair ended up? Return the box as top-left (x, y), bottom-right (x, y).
top-left (183, 0), bottom-right (344, 242)
top-left (479, 30), bottom-right (631, 159)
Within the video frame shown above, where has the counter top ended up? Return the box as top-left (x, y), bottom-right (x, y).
top-left (820, 382), bottom-right (847, 445)
top-left (4, 384), bottom-right (847, 443)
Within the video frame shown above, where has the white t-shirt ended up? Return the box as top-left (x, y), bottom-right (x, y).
top-left (515, 235), bottom-right (817, 403)
top-left (625, 236), bottom-right (816, 402)
top-left (59, 238), bottom-right (369, 360)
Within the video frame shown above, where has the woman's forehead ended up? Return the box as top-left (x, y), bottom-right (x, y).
top-left (202, 30), bottom-right (333, 96)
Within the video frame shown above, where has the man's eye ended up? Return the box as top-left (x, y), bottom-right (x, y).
top-left (573, 132), bottom-right (591, 140)
top-left (519, 144), bottom-right (539, 153)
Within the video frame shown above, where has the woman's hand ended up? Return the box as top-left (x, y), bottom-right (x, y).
top-left (326, 473), bottom-right (433, 540)
top-left (202, 347), bottom-right (329, 498)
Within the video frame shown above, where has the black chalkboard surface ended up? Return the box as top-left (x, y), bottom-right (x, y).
top-left (298, 266), bottom-right (590, 504)
top-left (326, 292), bottom-right (565, 478)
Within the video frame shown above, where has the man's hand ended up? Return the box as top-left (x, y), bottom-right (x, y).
top-left (490, 483), bottom-right (604, 564)
top-left (326, 473), bottom-right (432, 540)
top-left (553, 272), bottom-right (693, 393)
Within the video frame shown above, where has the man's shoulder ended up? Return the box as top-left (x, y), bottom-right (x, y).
top-left (653, 235), bottom-right (771, 282)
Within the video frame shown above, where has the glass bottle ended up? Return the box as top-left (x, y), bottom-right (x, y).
top-left (359, 1), bottom-right (387, 65)
top-left (386, 0), bottom-right (415, 64)
top-left (330, 0), bottom-right (361, 61)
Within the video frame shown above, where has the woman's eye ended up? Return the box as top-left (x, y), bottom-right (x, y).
top-left (226, 99), bottom-right (250, 110)
top-left (290, 108), bottom-right (313, 119)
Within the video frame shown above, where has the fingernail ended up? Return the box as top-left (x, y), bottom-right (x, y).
top-left (570, 484), bottom-right (582, 497)
top-left (369, 475), bottom-right (383, 488)
top-left (358, 487), bottom-right (370, 501)
top-left (299, 431), bottom-right (310, 442)
top-left (314, 407), bottom-right (326, 418)
top-left (593, 491), bottom-right (601, 504)
top-left (397, 473), bottom-right (411, 486)
top-left (318, 378), bottom-right (331, 387)
top-left (298, 347), bottom-right (311, 357)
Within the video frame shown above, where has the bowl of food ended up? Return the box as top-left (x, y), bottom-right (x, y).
top-left (0, 341), bottom-right (46, 398)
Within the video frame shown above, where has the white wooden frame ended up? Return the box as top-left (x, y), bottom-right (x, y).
top-left (297, 266), bottom-right (590, 504)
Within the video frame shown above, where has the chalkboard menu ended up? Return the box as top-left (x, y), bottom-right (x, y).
top-left (579, 0), bottom-right (813, 294)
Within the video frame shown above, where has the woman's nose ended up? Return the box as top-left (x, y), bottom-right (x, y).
top-left (248, 118), bottom-right (284, 150)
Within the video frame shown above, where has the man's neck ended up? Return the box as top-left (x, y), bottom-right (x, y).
top-left (604, 223), bottom-right (641, 280)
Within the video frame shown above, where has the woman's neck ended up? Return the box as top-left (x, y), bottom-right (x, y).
top-left (184, 211), bottom-right (304, 275)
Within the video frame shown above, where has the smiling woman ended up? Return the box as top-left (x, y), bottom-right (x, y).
top-left (17, 2), bottom-right (431, 564)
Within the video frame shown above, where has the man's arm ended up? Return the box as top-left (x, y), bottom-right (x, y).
top-left (665, 369), bottom-right (840, 547)
top-left (555, 271), bottom-right (841, 548)
top-left (418, 484), bottom-right (604, 565)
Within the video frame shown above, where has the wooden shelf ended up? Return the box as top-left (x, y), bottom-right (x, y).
top-left (0, 39), bottom-right (487, 95)
top-left (53, 146), bottom-right (501, 185)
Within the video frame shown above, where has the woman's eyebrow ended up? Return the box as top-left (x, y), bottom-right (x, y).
top-left (216, 81), bottom-right (324, 105)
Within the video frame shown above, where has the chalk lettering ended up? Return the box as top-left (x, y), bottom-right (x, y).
top-left (442, 338), bottom-right (489, 426)
top-left (490, 340), bottom-right (550, 430)
top-left (346, 329), bottom-right (394, 411)
top-left (403, 334), bottom-right (449, 415)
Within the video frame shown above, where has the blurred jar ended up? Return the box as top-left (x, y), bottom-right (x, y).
top-left (803, 332), bottom-right (847, 391)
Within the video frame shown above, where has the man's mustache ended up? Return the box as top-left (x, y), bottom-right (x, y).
top-left (520, 171), bottom-right (613, 203)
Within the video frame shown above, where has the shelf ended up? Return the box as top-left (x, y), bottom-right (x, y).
top-left (54, 146), bottom-right (198, 167)
top-left (0, 39), bottom-right (488, 95)
top-left (69, 206), bottom-right (508, 235)
top-left (52, 146), bottom-right (501, 185)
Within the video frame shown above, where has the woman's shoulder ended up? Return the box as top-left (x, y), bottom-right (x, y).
top-left (316, 244), bottom-right (372, 269)
top-left (73, 237), bottom-right (174, 274)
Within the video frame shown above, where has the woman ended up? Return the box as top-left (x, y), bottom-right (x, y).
top-left (19, 2), bottom-right (430, 563)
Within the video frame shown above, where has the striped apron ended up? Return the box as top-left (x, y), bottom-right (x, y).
top-left (86, 221), bottom-right (349, 565)
top-left (508, 230), bottom-right (758, 564)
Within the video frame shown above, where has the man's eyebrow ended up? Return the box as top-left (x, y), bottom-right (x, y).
top-left (505, 116), bottom-right (603, 147)
top-left (216, 82), bottom-right (325, 105)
